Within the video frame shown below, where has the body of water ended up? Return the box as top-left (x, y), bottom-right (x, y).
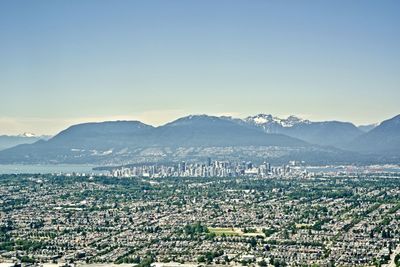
top-left (304, 165), bottom-right (400, 173)
top-left (0, 164), bottom-right (108, 175)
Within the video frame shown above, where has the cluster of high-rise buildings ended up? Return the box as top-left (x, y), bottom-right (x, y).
top-left (111, 159), bottom-right (306, 178)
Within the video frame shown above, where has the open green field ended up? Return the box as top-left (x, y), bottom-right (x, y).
top-left (208, 227), bottom-right (240, 236)
top-left (208, 227), bottom-right (266, 237)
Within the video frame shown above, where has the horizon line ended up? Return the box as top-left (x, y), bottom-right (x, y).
top-left (1, 112), bottom-right (398, 136)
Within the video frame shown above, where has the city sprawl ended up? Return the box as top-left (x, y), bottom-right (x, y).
top-left (1, 165), bottom-right (400, 267)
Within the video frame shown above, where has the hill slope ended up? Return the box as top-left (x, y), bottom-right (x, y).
top-left (151, 115), bottom-right (307, 147)
top-left (0, 135), bottom-right (49, 151)
top-left (349, 114), bottom-right (400, 155)
top-left (0, 121), bottom-right (154, 164)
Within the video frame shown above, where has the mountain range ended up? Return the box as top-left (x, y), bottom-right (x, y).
top-left (0, 114), bottom-right (398, 165)
top-left (0, 134), bottom-right (50, 151)
top-left (349, 115), bottom-right (400, 155)
top-left (244, 114), bottom-right (363, 148)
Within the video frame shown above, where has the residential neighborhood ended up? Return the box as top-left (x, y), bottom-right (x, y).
top-left (1, 170), bottom-right (399, 266)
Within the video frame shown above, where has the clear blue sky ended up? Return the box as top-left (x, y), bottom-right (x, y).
top-left (0, 0), bottom-right (399, 134)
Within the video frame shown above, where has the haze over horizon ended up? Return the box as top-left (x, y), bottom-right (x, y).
top-left (0, 112), bottom-right (397, 136)
top-left (1, 1), bottom-right (399, 135)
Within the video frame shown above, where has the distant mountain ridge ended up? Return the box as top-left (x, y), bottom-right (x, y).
top-left (357, 123), bottom-right (378, 132)
top-left (349, 115), bottom-right (400, 155)
top-left (0, 116), bottom-right (310, 164)
top-left (0, 113), bottom-right (398, 165)
top-left (244, 114), bottom-right (363, 147)
top-left (0, 134), bottom-right (50, 151)
top-left (245, 114), bottom-right (312, 131)
top-left (150, 115), bottom-right (307, 147)
top-left (19, 132), bottom-right (39, 138)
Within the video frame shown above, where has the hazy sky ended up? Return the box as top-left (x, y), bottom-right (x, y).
top-left (1, 1), bottom-right (399, 135)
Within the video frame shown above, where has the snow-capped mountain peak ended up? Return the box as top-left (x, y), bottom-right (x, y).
top-left (245, 114), bottom-right (310, 128)
top-left (281, 115), bottom-right (311, 127)
top-left (249, 114), bottom-right (273, 125)
top-left (19, 132), bottom-right (37, 138)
